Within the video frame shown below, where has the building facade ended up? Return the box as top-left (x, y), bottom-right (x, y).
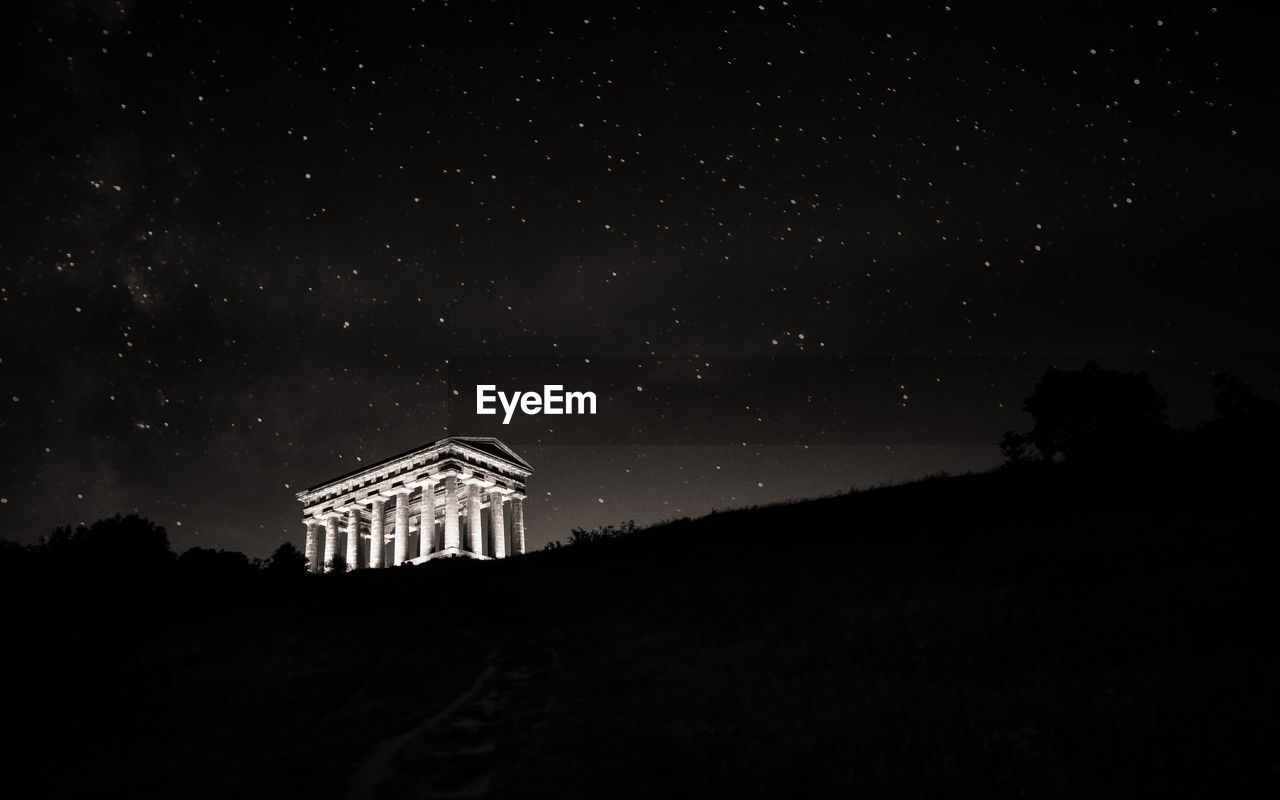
top-left (295, 436), bottom-right (532, 571)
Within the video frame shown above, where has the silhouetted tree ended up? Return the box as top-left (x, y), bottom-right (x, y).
top-left (565, 520), bottom-right (641, 547)
top-left (999, 430), bottom-right (1035, 465)
top-left (39, 514), bottom-right (176, 576)
top-left (1194, 373), bottom-right (1280, 462)
top-left (1210, 374), bottom-right (1280, 435)
top-left (0, 539), bottom-right (33, 599)
top-left (1023, 361), bottom-right (1171, 464)
top-left (1213, 374), bottom-right (1267, 421)
top-left (178, 546), bottom-right (255, 583)
top-left (265, 541), bottom-right (308, 579)
top-left (0, 537), bottom-right (31, 569)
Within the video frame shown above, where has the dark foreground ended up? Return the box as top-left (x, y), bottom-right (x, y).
top-left (4, 464), bottom-right (1278, 798)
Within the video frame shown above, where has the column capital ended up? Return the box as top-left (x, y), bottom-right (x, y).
top-left (381, 487), bottom-right (413, 498)
top-left (488, 486), bottom-right (514, 496)
top-left (358, 495), bottom-right (388, 506)
top-left (407, 477), bottom-right (438, 490)
top-left (313, 510), bottom-right (343, 520)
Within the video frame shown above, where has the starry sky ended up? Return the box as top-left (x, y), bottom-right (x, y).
top-left (2, 2), bottom-right (1275, 557)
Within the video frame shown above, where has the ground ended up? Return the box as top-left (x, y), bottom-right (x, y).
top-left (5, 466), bottom-right (1278, 797)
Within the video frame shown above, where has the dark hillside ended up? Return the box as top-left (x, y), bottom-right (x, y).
top-left (4, 463), bottom-right (1277, 798)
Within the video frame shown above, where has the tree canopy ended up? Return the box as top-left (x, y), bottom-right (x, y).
top-left (1020, 361), bottom-right (1171, 464)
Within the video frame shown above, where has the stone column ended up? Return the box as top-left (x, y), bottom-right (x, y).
top-left (443, 475), bottom-right (461, 550)
top-left (345, 507), bottom-right (361, 570)
top-left (489, 491), bottom-right (507, 559)
top-left (323, 514), bottom-right (340, 572)
top-left (466, 485), bottom-right (484, 554)
top-left (368, 497), bottom-right (386, 568)
top-left (304, 520), bottom-right (320, 573)
top-left (418, 480), bottom-right (436, 557)
top-left (511, 496), bottom-right (526, 555)
top-left (392, 489), bottom-right (411, 565)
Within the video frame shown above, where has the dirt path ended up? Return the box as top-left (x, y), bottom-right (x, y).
top-left (345, 646), bottom-right (558, 800)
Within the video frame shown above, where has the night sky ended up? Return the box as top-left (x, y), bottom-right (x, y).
top-left (2, 2), bottom-right (1275, 557)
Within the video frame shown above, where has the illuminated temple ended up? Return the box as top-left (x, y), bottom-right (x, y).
top-left (295, 436), bottom-right (532, 571)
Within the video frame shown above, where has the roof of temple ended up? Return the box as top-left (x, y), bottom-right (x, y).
top-left (302, 435), bottom-right (532, 493)
top-left (447, 436), bottom-right (534, 471)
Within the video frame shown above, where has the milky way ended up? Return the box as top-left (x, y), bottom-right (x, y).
top-left (2, 3), bottom-right (1274, 555)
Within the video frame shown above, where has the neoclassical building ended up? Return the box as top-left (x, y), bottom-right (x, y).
top-left (296, 436), bottom-right (532, 571)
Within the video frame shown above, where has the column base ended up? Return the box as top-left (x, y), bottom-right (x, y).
top-left (408, 546), bottom-right (492, 564)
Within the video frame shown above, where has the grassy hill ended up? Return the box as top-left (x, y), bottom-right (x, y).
top-left (4, 464), bottom-right (1277, 798)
